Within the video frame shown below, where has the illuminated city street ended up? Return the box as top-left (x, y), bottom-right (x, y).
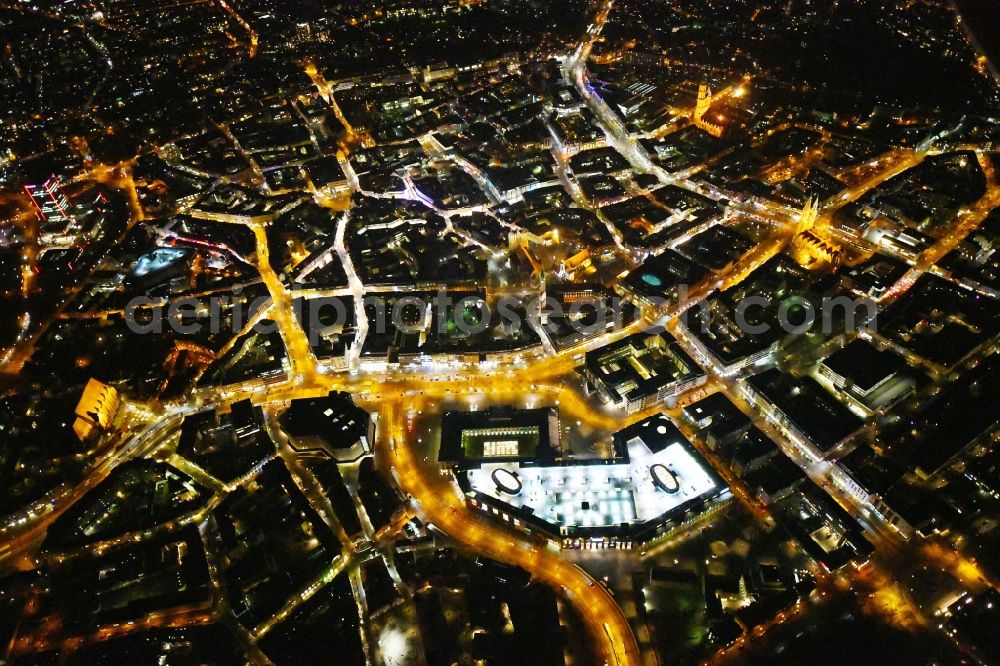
top-left (1, 0), bottom-right (1000, 664)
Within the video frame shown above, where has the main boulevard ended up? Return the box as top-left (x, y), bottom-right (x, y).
top-left (4, 0), bottom-right (1000, 663)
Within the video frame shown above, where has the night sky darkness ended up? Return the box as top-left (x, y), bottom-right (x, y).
top-left (953, 0), bottom-right (1000, 80)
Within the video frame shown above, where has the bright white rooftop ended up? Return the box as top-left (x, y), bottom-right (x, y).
top-left (466, 434), bottom-right (720, 529)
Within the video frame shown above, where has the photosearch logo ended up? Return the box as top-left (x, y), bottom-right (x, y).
top-left (122, 287), bottom-right (878, 344)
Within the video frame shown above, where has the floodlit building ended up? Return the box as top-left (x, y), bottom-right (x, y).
top-left (583, 329), bottom-right (707, 413)
top-left (693, 84), bottom-right (724, 138)
top-left (73, 379), bottom-right (121, 441)
top-left (439, 406), bottom-right (562, 465)
top-left (443, 409), bottom-right (730, 549)
top-left (25, 174), bottom-right (72, 224)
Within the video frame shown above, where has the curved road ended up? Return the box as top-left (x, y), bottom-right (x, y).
top-left (0, 408), bottom-right (198, 568)
top-left (378, 403), bottom-right (640, 666)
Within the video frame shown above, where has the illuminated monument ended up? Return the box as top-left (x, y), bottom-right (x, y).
top-left (792, 197), bottom-right (843, 269)
top-left (693, 84), bottom-right (725, 138)
top-left (73, 379), bottom-right (122, 441)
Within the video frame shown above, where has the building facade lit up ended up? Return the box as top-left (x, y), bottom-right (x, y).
top-left (442, 407), bottom-right (731, 549)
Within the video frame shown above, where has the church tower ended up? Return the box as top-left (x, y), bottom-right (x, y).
top-left (797, 196), bottom-right (820, 234)
top-left (695, 84), bottom-right (712, 123)
top-left (693, 84), bottom-right (723, 138)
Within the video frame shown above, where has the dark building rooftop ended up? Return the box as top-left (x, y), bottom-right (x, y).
top-left (748, 369), bottom-right (864, 453)
top-left (439, 406), bottom-right (560, 464)
top-left (280, 392), bottom-right (372, 462)
top-left (822, 339), bottom-right (909, 393)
